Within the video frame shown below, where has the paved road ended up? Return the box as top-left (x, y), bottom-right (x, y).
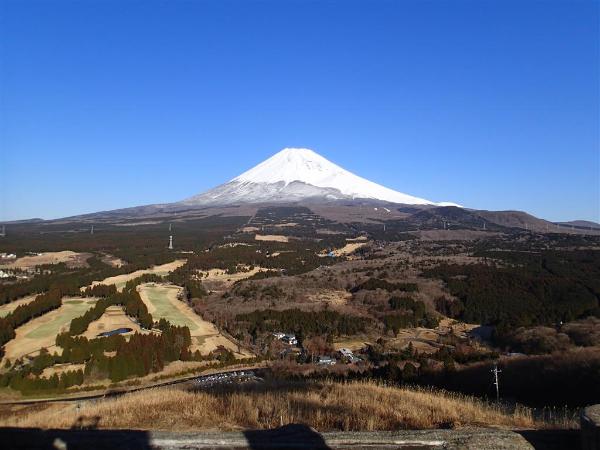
top-left (0, 365), bottom-right (266, 406)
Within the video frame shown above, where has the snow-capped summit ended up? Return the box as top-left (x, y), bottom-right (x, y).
top-left (182, 148), bottom-right (458, 206)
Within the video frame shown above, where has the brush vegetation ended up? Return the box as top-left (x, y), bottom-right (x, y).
top-left (0, 380), bottom-right (575, 431)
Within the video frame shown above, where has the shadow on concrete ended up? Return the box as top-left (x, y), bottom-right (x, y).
top-left (243, 424), bottom-right (331, 449)
top-left (516, 429), bottom-right (581, 450)
top-left (0, 427), bottom-right (153, 450)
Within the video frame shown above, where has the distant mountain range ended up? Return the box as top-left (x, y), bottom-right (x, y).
top-left (2, 148), bottom-right (598, 234)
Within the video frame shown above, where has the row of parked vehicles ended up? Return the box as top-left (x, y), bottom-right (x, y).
top-left (194, 370), bottom-right (258, 387)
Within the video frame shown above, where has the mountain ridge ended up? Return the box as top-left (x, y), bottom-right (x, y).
top-left (182, 148), bottom-right (459, 207)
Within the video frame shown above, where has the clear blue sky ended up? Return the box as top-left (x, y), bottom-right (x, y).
top-left (1, 0), bottom-right (598, 222)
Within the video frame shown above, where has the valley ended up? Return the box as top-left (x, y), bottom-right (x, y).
top-left (0, 150), bottom-right (598, 443)
top-left (0, 203), bottom-right (598, 414)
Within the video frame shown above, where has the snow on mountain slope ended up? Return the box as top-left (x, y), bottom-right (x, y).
top-left (183, 148), bottom-right (458, 206)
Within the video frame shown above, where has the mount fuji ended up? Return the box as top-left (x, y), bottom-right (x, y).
top-left (182, 148), bottom-right (458, 207)
top-left (36, 147), bottom-right (597, 235)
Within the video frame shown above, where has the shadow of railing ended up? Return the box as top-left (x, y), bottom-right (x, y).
top-left (244, 424), bottom-right (331, 449)
top-left (0, 427), bottom-right (153, 450)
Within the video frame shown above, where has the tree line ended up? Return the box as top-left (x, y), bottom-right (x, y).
top-left (425, 256), bottom-right (599, 329)
top-left (0, 287), bottom-right (69, 355)
top-left (235, 308), bottom-right (369, 338)
top-left (350, 277), bottom-right (418, 294)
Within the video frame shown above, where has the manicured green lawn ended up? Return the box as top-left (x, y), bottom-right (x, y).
top-left (25, 299), bottom-right (95, 340)
top-left (141, 285), bottom-right (199, 332)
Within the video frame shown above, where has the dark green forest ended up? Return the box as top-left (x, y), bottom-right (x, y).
top-left (424, 249), bottom-right (600, 328)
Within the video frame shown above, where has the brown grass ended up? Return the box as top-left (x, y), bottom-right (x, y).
top-left (0, 380), bottom-right (562, 431)
top-left (80, 305), bottom-right (143, 339)
top-left (254, 234), bottom-right (289, 243)
top-left (88, 260), bottom-right (186, 291)
top-left (0, 251), bottom-right (88, 269)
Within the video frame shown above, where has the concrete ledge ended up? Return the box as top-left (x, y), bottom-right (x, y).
top-left (582, 405), bottom-right (600, 450)
top-left (0, 425), bottom-right (534, 449)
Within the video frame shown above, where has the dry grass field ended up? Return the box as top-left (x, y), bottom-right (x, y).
top-left (99, 253), bottom-right (126, 268)
top-left (0, 380), bottom-right (566, 431)
top-left (306, 289), bottom-right (351, 307)
top-left (198, 266), bottom-right (267, 285)
top-left (0, 294), bottom-right (37, 318)
top-left (254, 234), bottom-right (289, 243)
top-left (80, 305), bottom-right (144, 339)
top-left (240, 226), bottom-right (260, 232)
top-left (88, 260), bottom-right (186, 291)
top-left (330, 242), bottom-right (367, 257)
top-left (3, 297), bottom-right (97, 361)
top-left (41, 363), bottom-right (86, 378)
top-left (0, 251), bottom-right (89, 269)
top-left (391, 328), bottom-right (444, 353)
top-left (137, 283), bottom-right (251, 357)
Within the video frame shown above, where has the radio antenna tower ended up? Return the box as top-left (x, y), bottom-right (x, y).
top-left (168, 235), bottom-right (173, 250)
top-left (491, 364), bottom-right (502, 401)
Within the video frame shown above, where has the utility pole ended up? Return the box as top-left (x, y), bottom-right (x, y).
top-left (491, 364), bottom-right (502, 401)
